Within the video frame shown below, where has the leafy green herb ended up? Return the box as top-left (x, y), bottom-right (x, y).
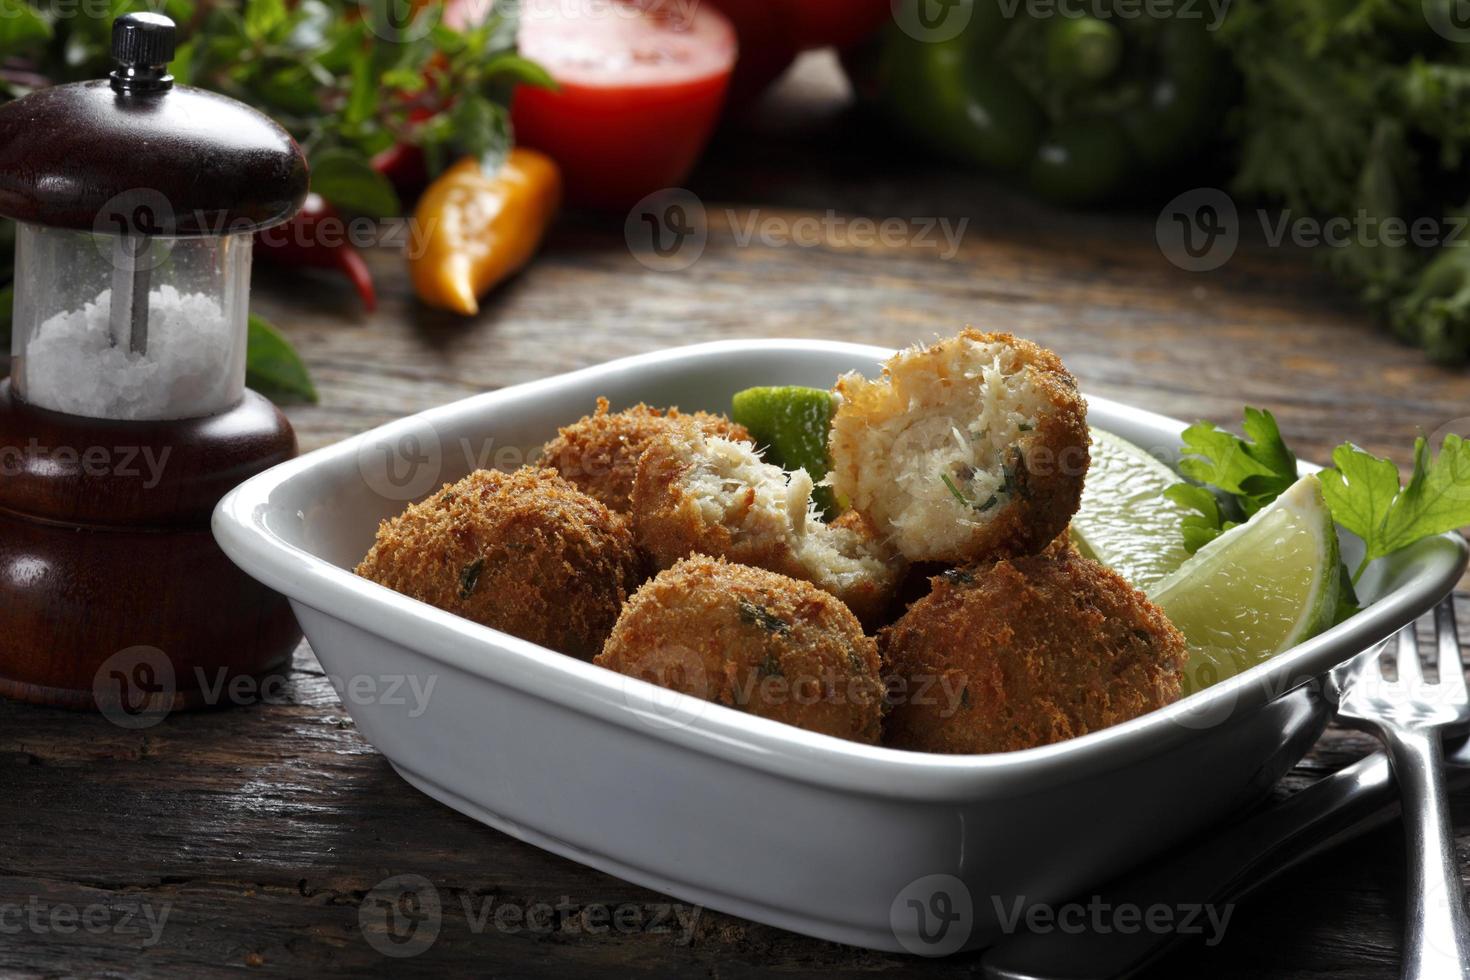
top-left (0, 0), bottom-right (50, 56)
top-left (1320, 435), bottom-right (1470, 583)
top-left (738, 599), bottom-right (791, 636)
top-left (3, 0), bottom-right (550, 213)
top-left (1170, 407), bottom-right (1470, 615)
top-left (247, 314), bottom-right (318, 405)
top-left (1163, 483), bottom-right (1235, 553)
top-left (941, 472), bottom-right (972, 507)
top-left (1176, 408), bottom-right (1297, 519)
top-left (1333, 561), bottom-right (1362, 626)
top-left (942, 471), bottom-right (1001, 512)
top-left (1217, 0), bottom-right (1470, 363)
top-left (757, 654), bottom-right (784, 679)
top-left (307, 148), bottom-right (400, 219)
top-left (458, 558), bottom-right (485, 600)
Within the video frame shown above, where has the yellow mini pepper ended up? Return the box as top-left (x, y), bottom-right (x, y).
top-left (408, 148), bottom-right (562, 315)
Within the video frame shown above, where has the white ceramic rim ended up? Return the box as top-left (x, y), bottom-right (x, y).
top-left (213, 339), bottom-right (1469, 803)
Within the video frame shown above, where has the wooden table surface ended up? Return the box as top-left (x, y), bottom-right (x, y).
top-left (3, 56), bottom-right (1468, 978)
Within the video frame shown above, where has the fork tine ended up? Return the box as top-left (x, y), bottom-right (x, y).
top-left (1434, 597), bottom-right (1467, 699)
top-left (1396, 619), bottom-right (1424, 687)
top-left (1352, 636), bottom-right (1389, 683)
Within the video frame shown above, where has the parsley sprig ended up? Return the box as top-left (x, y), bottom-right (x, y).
top-left (1165, 408), bottom-right (1470, 598)
top-left (1321, 435), bottom-right (1470, 583)
top-left (1162, 408), bottom-right (1297, 552)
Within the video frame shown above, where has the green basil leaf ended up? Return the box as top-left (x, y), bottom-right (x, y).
top-left (244, 0), bottom-right (288, 42)
top-left (309, 147), bottom-right (401, 218)
top-left (282, 0), bottom-right (332, 52)
top-left (168, 39), bottom-right (196, 85)
top-left (449, 94), bottom-right (510, 173)
top-left (247, 314), bottom-right (318, 405)
top-left (258, 64), bottom-right (322, 115)
top-left (344, 49), bottom-right (375, 127)
top-left (0, 0), bottom-right (53, 49)
top-left (381, 66), bottom-right (427, 93)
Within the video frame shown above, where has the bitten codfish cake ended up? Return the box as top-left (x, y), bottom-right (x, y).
top-left (829, 329), bottom-right (1089, 564)
top-left (541, 398), bottom-right (751, 513)
top-left (630, 428), bottom-right (904, 627)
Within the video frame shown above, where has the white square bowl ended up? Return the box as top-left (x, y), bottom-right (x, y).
top-left (213, 340), bottom-right (1467, 955)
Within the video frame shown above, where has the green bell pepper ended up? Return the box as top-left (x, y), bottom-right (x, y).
top-left (853, 0), bottom-right (1233, 206)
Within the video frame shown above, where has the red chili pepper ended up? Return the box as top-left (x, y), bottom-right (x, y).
top-left (254, 194), bottom-right (377, 312)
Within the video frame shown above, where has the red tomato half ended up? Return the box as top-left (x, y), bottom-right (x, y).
top-left (503, 0), bottom-right (737, 211)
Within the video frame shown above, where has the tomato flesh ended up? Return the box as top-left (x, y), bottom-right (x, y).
top-left (509, 0), bottom-right (736, 210)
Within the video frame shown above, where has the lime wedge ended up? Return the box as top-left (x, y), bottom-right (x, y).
top-left (1148, 474), bottom-right (1340, 694)
top-left (1070, 429), bottom-right (1195, 590)
top-left (732, 386), bottom-right (839, 518)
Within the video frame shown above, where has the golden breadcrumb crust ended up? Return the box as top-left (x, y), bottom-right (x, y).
top-left (880, 552), bottom-right (1186, 754)
top-left (596, 557), bottom-right (884, 743)
top-left (356, 467), bottom-right (644, 660)
top-left (541, 398), bottom-right (751, 513)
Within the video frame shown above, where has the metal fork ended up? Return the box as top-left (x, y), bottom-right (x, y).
top-left (1338, 598), bottom-right (1470, 980)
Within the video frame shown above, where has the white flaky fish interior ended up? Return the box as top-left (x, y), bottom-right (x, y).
top-left (678, 435), bottom-right (896, 594)
top-left (829, 334), bottom-right (1047, 558)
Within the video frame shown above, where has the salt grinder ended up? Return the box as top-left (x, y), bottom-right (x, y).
top-left (0, 14), bottom-right (309, 711)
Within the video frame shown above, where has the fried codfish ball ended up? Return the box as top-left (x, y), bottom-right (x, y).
top-left (630, 428), bottom-right (904, 628)
top-left (596, 557), bottom-right (884, 743)
top-left (356, 467), bottom-right (644, 660)
top-left (892, 528), bottom-right (1080, 621)
top-left (880, 552), bottom-right (1187, 754)
top-left (829, 329), bottom-right (1089, 564)
top-left (541, 398), bottom-right (751, 513)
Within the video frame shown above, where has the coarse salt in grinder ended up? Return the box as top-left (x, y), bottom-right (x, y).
top-left (0, 13), bottom-right (309, 715)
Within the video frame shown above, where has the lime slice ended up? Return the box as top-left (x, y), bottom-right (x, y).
top-left (732, 386), bottom-right (839, 518)
top-left (1070, 429), bottom-right (1195, 590)
top-left (1148, 474), bottom-right (1340, 694)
